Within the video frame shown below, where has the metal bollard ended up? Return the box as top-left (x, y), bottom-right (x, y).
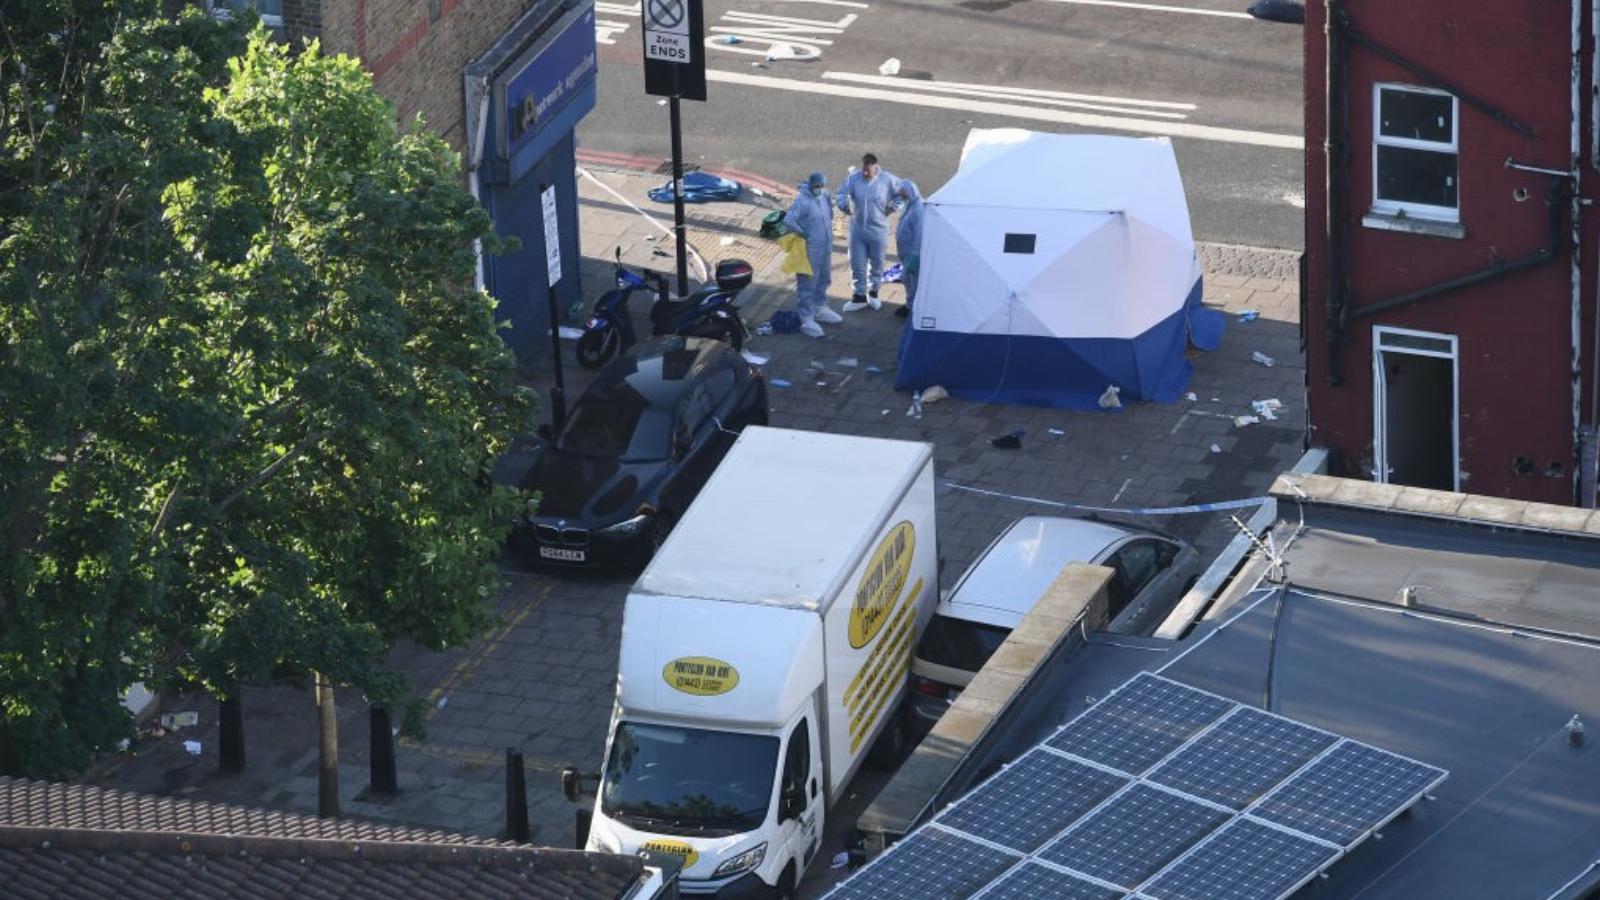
top-left (368, 706), bottom-right (398, 797)
top-left (505, 748), bottom-right (531, 843)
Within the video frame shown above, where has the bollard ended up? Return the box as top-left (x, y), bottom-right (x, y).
top-left (368, 706), bottom-right (398, 797)
top-left (575, 806), bottom-right (593, 850)
top-left (505, 748), bottom-right (531, 843)
top-left (219, 694), bottom-right (245, 773)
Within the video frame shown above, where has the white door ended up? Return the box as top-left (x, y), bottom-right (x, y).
top-left (1373, 326), bottom-right (1459, 491)
top-left (776, 712), bottom-right (822, 890)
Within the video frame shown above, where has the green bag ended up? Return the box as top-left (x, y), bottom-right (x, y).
top-left (759, 210), bottom-right (789, 239)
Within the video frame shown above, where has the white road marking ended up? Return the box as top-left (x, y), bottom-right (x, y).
top-left (824, 71), bottom-right (1196, 110)
top-left (706, 69), bottom-right (1305, 150)
top-left (595, 1), bottom-right (638, 45)
top-left (1039, 0), bottom-right (1254, 19)
top-left (822, 71), bottom-right (1193, 120)
top-left (735, 0), bottom-right (869, 6)
top-left (708, 10), bottom-right (859, 60)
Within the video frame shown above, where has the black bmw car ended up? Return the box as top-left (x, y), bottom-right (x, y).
top-left (514, 336), bottom-right (768, 568)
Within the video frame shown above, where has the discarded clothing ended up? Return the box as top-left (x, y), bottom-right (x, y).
top-left (648, 171), bottom-right (743, 204)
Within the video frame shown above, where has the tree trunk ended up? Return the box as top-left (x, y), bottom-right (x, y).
top-left (315, 671), bottom-right (340, 818)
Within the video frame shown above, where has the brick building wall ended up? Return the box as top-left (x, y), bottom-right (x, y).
top-left (1304, 0), bottom-right (1599, 504)
top-left (316, 0), bottom-right (536, 155)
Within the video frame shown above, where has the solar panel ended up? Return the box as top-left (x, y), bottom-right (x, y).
top-left (1141, 818), bottom-right (1339, 900)
top-left (1040, 783), bottom-right (1229, 890)
top-left (823, 826), bottom-right (1017, 900)
top-left (976, 862), bottom-right (1123, 900)
top-left (1047, 673), bottom-right (1234, 775)
top-left (823, 669), bottom-right (1448, 900)
top-left (1251, 740), bottom-right (1447, 847)
top-left (936, 749), bottom-right (1128, 853)
top-left (1146, 707), bottom-right (1337, 809)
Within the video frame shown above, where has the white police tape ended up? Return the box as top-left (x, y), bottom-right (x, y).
top-left (940, 481), bottom-right (1271, 516)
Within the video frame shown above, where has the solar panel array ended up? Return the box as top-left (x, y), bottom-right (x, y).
top-left (824, 672), bottom-right (1447, 900)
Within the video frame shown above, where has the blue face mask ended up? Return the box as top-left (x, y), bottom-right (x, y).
top-left (811, 186), bottom-right (825, 196)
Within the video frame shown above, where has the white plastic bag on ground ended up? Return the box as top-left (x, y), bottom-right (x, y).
top-left (1098, 385), bottom-right (1122, 409)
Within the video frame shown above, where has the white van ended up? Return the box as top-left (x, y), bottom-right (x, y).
top-left (586, 427), bottom-right (938, 898)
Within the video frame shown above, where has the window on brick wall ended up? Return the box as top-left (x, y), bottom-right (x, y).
top-left (208, 0), bottom-right (284, 27)
top-left (1372, 83), bottom-right (1459, 222)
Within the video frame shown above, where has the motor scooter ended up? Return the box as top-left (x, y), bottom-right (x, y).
top-left (575, 250), bottom-right (753, 369)
top-left (575, 249), bottom-right (663, 369)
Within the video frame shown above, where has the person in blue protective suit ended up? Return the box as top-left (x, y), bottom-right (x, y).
top-left (834, 153), bottom-right (902, 311)
top-left (787, 171), bottom-right (842, 338)
top-left (894, 180), bottom-right (924, 319)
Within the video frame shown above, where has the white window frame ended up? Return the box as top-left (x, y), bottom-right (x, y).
top-left (1372, 83), bottom-right (1460, 223)
top-left (1372, 325), bottom-right (1460, 491)
top-left (207, 0), bottom-right (284, 27)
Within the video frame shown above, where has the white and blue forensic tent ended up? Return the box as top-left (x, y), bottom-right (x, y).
top-left (896, 129), bottom-right (1224, 409)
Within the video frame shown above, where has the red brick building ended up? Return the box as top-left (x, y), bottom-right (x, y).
top-left (1304, 0), bottom-right (1600, 507)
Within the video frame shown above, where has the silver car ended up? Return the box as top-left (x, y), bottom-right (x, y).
top-left (911, 516), bottom-right (1201, 721)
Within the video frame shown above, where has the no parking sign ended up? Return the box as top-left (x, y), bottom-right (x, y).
top-left (641, 0), bottom-right (705, 100)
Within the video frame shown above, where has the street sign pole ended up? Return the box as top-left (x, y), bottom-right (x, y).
top-left (669, 88), bottom-right (689, 298)
top-left (540, 183), bottom-right (567, 432)
top-left (641, 0), bottom-right (706, 300)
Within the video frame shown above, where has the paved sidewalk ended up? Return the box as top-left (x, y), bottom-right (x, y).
top-left (86, 158), bottom-right (1306, 887)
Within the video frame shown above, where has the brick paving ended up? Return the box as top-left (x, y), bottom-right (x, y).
top-left (88, 161), bottom-right (1307, 887)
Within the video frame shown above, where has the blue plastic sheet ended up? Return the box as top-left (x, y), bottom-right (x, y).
top-left (648, 171), bottom-right (743, 204)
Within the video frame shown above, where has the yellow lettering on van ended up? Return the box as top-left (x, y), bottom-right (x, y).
top-left (662, 656), bottom-right (740, 696)
top-left (849, 522), bottom-right (916, 649)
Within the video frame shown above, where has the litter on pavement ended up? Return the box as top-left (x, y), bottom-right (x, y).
top-left (159, 711), bottom-right (199, 729)
top-left (182, 741), bottom-right (202, 756)
top-left (1210, 444), bottom-right (1223, 453)
top-left (1251, 398), bottom-right (1283, 420)
top-left (770, 378), bottom-right (793, 388)
top-left (878, 57), bottom-right (901, 76)
top-left (1098, 385), bottom-right (1122, 409)
top-left (991, 430), bottom-right (1025, 449)
top-left (1251, 351), bottom-right (1277, 367)
top-left (865, 365), bottom-right (883, 375)
top-left (1234, 415), bottom-right (1261, 427)
top-left (837, 357), bottom-right (859, 368)
top-left (920, 384), bottom-right (949, 404)
top-left (1185, 392), bottom-right (1198, 401)
top-left (741, 351), bottom-right (770, 366)
top-left (1238, 309), bottom-right (1261, 323)
top-left (1047, 427), bottom-right (1066, 437)
top-left (759, 310), bottom-right (802, 335)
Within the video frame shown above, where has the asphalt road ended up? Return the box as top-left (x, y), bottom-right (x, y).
top-left (581, 0), bottom-right (1306, 248)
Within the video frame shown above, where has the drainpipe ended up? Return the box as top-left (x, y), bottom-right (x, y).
top-left (1324, 0), bottom-right (1348, 386)
top-left (1571, 0), bottom-right (1585, 504)
top-left (464, 73), bottom-right (492, 294)
top-left (1352, 177), bottom-right (1568, 318)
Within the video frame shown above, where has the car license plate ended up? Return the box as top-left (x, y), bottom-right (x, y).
top-left (539, 546), bottom-right (586, 562)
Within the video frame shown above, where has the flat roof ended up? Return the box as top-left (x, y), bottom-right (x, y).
top-left (906, 484), bottom-right (1600, 898)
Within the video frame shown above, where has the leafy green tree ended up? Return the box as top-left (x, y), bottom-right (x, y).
top-left (1, 4), bottom-right (531, 777)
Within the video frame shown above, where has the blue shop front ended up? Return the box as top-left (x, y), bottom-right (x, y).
top-left (465, 0), bottom-right (597, 364)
